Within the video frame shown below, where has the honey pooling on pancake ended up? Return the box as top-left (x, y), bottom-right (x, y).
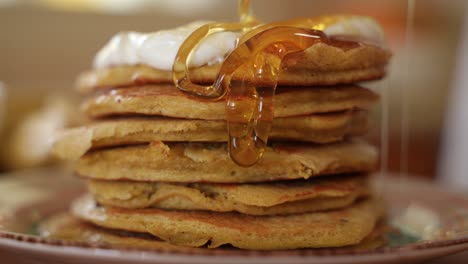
top-left (173, 1), bottom-right (362, 167)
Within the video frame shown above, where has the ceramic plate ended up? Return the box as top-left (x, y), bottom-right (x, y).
top-left (0, 168), bottom-right (467, 264)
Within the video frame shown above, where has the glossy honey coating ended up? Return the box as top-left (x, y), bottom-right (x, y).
top-left (173, 1), bottom-right (372, 166)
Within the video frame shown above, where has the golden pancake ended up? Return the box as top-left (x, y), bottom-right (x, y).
top-left (39, 213), bottom-right (196, 252)
top-left (52, 111), bottom-right (368, 160)
top-left (77, 42), bottom-right (391, 93)
top-left (75, 140), bottom-right (377, 183)
top-left (72, 195), bottom-right (384, 250)
top-left (82, 85), bottom-right (378, 119)
top-left (39, 213), bottom-right (386, 252)
top-left (88, 175), bottom-right (369, 215)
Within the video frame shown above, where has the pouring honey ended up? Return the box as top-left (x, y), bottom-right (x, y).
top-left (173, 0), bottom-right (362, 167)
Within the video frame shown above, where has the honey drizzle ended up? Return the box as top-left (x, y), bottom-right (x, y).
top-left (172, 0), bottom-right (258, 99)
top-left (238, 0), bottom-right (256, 24)
top-left (172, 2), bottom-right (362, 167)
top-left (224, 28), bottom-right (331, 166)
top-left (239, 15), bottom-right (351, 43)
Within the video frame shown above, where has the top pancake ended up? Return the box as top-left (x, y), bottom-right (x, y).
top-left (77, 42), bottom-right (391, 93)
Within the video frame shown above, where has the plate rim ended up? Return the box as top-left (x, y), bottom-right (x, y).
top-left (1, 231), bottom-right (468, 263)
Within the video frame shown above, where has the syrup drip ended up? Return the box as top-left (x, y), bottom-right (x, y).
top-left (172, 0), bottom-right (258, 99)
top-left (224, 28), bottom-right (332, 166)
top-left (239, 15), bottom-right (351, 44)
top-left (172, 2), bottom-right (362, 167)
top-left (238, 0), bottom-right (256, 24)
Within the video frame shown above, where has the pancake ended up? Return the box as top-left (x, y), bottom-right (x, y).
top-left (82, 85), bottom-right (378, 119)
top-left (52, 111), bottom-right (368, 160)
top-left (75, 140), bottom-right (378, 183)
top-left (88, 175), bottom-right (370, 215)
top-left (39, 213), bottom-right (196, 252)
top-left (39, 213), bottom-right (386, 252)
top-left (77, 42), bottom-right (391, 93)
top-left (72, 195), bottom-right (384, 250)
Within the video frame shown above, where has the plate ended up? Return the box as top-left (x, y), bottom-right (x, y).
top-left (0, 168), bottom-right (468, 264)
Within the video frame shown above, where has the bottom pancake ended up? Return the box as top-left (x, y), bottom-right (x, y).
top-left (87, 175), bottom-right (370, 215)
top-left (71, 195), bottom-right (384, 250)
top-left (39, 213), bottom-right (386, 253)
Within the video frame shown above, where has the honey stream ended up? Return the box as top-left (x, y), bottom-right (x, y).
top-left (172, 1), bottom-right (359, 167)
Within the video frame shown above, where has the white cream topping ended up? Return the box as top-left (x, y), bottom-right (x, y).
top-left (94, 17), bottom-right (385, 70)
top-left (94, 21), bottom-right (238, 71)
top-left (323, 17), bottom-right (385, 46)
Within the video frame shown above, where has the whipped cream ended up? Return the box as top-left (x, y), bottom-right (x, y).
top-left (94, 21), bottom-right (238, 71)
top-left (322, 16), bottom-right (385, 46)
top-left (94, 17), bottom-right (385, 70)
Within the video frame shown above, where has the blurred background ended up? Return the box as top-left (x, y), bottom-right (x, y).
top-left (0, 0), bottom-right (466, 186)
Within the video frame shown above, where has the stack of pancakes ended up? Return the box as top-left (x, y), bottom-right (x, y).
top-left (49, 19), bottom-right (391, 250)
